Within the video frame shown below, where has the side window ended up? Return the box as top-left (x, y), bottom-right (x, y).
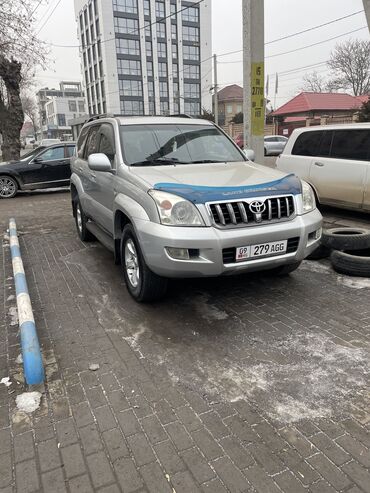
top-left (98, 124), bottom-right (115, 164)
top-left (66, 145), bottom-right (76, 158)
top-left (37, 146), bottom-right (65, 161)
top-left (292, 131), bottom-right (323, 157)
top-left (330, 130), bottom-right (370, 161)
top-left (85, 125), bottom-right (101, 157)
top-left (77, 126), bottom-right (90, 158)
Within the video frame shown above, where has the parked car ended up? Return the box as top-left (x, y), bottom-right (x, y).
top-left (264, 135), bottom-right (288, 156)
top-left (276, 124), bottom-right (370, 212)
top-left (70, 115), bottom-right (322, 302)
top-left (0, 142), bottom-right (75, 198)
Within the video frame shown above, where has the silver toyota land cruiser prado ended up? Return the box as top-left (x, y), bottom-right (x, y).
top-left (70, 115), bottom-right (322, 302)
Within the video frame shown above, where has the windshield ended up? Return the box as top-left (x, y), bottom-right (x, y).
top-left (120, 124), bottom-right (245, 166)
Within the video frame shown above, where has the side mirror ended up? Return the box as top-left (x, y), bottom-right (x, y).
top-left (244, 149), bottom-right (255, 162)
top-left (33, 157), bottom-right (43, 163)
top-left (88, 153), bottom-right (112, 172)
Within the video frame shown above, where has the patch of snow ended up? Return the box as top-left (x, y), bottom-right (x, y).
top-left (15, 354), bottom-right (23, 364)
top-left (7, 295), bottom-right (15, 301)
top-left (3, 234), bottom-right (9, 241)
top-left (8, 306), bottom-right (18, 326)
top-left (300, 260), bottom-right (331, 274)
top-left (89, 363), bottom-right (100, 371)
top-left (0, 377), bottom-right (12, 387)
top-left (337, 275), bottom-right (370, 290)
top-left (16, 392), bottom-right (42, 413)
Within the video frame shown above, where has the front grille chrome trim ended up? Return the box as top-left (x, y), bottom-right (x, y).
top-left (207, 194), bottom-right (296, 229)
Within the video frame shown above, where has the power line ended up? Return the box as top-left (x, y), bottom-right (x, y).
top-left (266, 9), bottom-right (364, 45)
top-left (37, 0), bottom-right (62, 34)
top-left (50, 0), bottom-right (204, 49)
top-left (266, 26), bottom-right (367, 59)
top-left (30, 0), bottom-right (43, 17)
top-left (216, 26), bottom-right (367, 64)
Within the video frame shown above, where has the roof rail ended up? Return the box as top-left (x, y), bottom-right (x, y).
top-left (168, 113), bottom-right (193, 119)
top-left (86, 113), bottom-right (118, 122)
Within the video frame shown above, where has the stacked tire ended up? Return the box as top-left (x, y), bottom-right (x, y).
top-left (309, 228), bottom-right (370, 277)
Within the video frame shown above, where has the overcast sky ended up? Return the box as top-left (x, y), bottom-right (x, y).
top-left (34, 0), bottom-right (369, 109)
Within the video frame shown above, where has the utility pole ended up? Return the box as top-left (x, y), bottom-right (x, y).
top-left (364, 0), bottom-right (370, 33)
top-left (242, 0), bottom-right (265, 163)
top-left (213, 54), bottom-right (219, 125)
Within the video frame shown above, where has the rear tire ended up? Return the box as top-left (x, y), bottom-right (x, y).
top-left (121, 224), bottom-right (167, 302)
top-left (0, 175), bottom-right (18, 199)
top-left (331, 249), bottom-right (370, 277)
top-left (75, 200), bottom-right (95, 242)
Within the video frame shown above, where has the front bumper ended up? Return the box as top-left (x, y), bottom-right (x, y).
top-left (135, 208), bottom-right (323, 278)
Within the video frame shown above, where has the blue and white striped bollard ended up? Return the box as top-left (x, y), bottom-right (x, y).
top-left (9, 218), bottom-right (44, 385)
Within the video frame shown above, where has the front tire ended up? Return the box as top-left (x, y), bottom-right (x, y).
top-left (121, 224), bottom-right (167, 302)
top-left (0, 175), bottom-right (18, 199)
top-left (74, 200), bottom-right (95, 242)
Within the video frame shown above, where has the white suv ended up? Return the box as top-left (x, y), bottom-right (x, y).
top-left (277, 124), bottom-right (370, 212)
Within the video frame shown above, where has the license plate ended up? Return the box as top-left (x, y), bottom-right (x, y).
top-left (236, 240), bottom-right (288, 261)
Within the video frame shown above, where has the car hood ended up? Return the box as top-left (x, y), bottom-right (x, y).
top-left (129, 161), bottom-right (302, 204)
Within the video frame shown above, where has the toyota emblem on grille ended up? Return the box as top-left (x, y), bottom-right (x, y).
top-left (249, 200), bottom-right (266, 222)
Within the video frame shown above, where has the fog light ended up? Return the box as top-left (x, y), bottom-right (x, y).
top-left (166, 247), bottom-right (190, 260)
top-left (314, 228), bottom-right (322, 240)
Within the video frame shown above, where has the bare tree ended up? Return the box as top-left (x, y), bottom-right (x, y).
top-left (327, 39), bottom-right (370, 96)
top-left (0, 0), bottom-right (46, 160)
top-left (301, 71), bottom-right (328, 92)
top-left (21, 93), bottom-right (39, 135)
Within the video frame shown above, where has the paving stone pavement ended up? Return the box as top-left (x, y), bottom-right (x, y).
top-left (1, 189), bottom-right (370, 493)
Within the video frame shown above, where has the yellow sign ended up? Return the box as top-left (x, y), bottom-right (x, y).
top-left (251, 62), bottom-right (265, 136)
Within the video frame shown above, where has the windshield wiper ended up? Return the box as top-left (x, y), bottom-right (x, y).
top-left (189, 159), bottom-right (226, 164)
top-left (130, 157), bottom-right (189, 166)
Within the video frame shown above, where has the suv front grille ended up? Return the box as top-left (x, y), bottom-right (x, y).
top-left (222, 237), bottom-right (300, 264)
top-left (208, 196), bottom-right (295, 227)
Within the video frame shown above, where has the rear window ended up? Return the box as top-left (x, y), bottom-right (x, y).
top-left (292, 131), bottom-right (323, 156)
top-left (331, 130), bottom-right (370, 161)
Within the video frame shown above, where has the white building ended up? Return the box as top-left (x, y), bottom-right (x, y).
top-left (73, 0), bottom-right (212, 117)
top-left (36, 82), bottom-right (87, 139)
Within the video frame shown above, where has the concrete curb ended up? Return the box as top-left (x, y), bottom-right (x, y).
top-left (9, 218), bottom-right (44, 385)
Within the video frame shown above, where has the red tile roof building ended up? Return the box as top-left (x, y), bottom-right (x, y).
top-left (272, 91), bottom-right (369, 136)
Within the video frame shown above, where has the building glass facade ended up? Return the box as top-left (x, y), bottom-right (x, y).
top-left (76, 0), bottom-right (210, 116)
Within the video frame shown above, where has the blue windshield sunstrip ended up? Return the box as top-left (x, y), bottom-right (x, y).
top-left (153, 174), bottom-right (301, 204)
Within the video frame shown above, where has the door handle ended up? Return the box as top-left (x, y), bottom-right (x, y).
top-left (314, 161), bottom-right (325, 167)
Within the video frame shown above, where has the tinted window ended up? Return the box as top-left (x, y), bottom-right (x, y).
top-left (318, 130), bottom-right (333, 158)
top-left (77, 126), bottom-right (90, 158)
top-left (98, 124), bottom-right (115, 163)
top-left (37, 146), bottom-right (65, 161)
top-left (66, 145), bottom-right (76, 158)
top-left (292, 131), bottom-right (323, 156)
top-left (85, 126), bottom-right (100, 157)
top-left (120, 124), bottom-right (245, 166)
top-left (331, 130), bottom-right (370, 161)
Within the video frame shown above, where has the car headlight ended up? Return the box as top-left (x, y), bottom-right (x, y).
top-left (149, 190), bottom-right (205, 226)
top-left (301, 180), bottom-right (316, 213)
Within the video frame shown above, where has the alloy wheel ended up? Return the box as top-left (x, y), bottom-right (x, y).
top-left (125, 239), bottom-right (140, 288)
top-left (0, 177), bottom-right (16, 198)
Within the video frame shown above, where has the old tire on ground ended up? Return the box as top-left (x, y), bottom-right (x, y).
top-left (75, 200), bottom-right (95, 242)
top-left (270, 261), bottom-right (302, 276)
top-left (0, 175), bottom-right (18, 199)
top-left (331, 249), bottom-right (370, 277)
top-left (121, 224), bottom-right (168, 302)
top-left (321, 228), bottom-right (370, 251)
top-left (306, 244), bottom-right (331, 260)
